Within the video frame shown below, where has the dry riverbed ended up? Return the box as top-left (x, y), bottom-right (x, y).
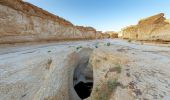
top-left (0, 39), bottom-right (170, 100)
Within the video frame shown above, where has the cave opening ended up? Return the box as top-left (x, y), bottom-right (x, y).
top-left (73, 60), bottom-right (93, 99)
top-left (74, 81), bottom-right (93, 99)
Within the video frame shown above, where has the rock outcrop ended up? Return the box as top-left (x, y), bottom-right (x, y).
top-left (122, 13), bottom-right (170, 41)
top-left (104, 31), bottom-right (118, 38)
top-left (0, 0), bottom-right (102, 44)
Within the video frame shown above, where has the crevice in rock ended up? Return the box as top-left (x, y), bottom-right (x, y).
top-left (73, 60), bottom-right (93, 99)
top-left (74, 81), bottom-right (93, 99)
top-left (73, 48), bottom-right (93, 99)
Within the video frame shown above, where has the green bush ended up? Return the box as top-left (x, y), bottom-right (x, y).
top-left (107, 79), bottom-right (120, 92)
top-left (95, 78), bottom-right (121, 100)
top-left (99, 91), bottom-right (109, 100)
top-left (76, 46), bottom-right (82, 50)
top-left (107, 42), bottom-right (111, 46)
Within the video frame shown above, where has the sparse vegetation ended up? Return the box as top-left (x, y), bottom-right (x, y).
top-left (46, 59), bottom-right (52, 69)
top-left (76, 46), bottom-right (82, 50)
top-left (128, 39), bottom-right (132, 42)
top-left (94, 64), bottom-right (122, 99)
top-left (115, 64), bottom-right (122, 73)
top-left (48, 50), bottom-right (51, 53)
top-left (109, 64), bottom-right (122, 73)
top-left (95, 78), bottom-right (120, 100)
top-left (48, 59), bottom-right (52, 65)
top-left (107, 42), bottom-right (111, 46)
top-left (99, 91), bottom-right (109, 100)
top-left (95, 87), bottom-right (99, 92)
top-left (107, 79), bottom-right (120, 92)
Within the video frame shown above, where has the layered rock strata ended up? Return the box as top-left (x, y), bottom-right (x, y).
top-left (0, 0), bottom-right (102, 44)
top-left (122, 13), bottom-right (170, 41)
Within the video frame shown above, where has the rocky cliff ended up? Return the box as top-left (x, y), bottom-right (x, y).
top-left (0, 0), bottom-right (101, 44)
top-left (122, 13), bottom-right (170, 41)
top-left (104, 31), bottom-right (118, 38)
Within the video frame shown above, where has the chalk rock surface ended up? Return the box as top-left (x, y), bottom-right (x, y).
top-left (0, 39), bottom-right (170, 100)
top-left (122, 13), bottom-right (170, 41)
top-left (0, 0), bottom-right (102, 44)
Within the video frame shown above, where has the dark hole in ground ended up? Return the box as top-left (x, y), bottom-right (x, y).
top-left (74, 81), bottom-right (93, 99)
top-left (73, 48), bottom-right (93, 99)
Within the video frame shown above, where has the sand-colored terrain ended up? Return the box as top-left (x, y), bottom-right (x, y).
top-left (122, 13), bottom-right (170, 41)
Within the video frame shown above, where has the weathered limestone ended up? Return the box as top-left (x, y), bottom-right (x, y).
top-left (1, 39), bottom-right (170, 100)
top-left (0, 46), bottom-right (91, 100)
top-left (0, 49), bottom-right (78, 100)
top-left (88, 45), bottom-right (170, 100)
top-left (104, 31), bottom-right (118, 38)
top-left (0, 0), bottom-right (102, 44)
top-left (1, 1), bottom-right (170, 100)
top-left (122, 13), bottom-right (170, 41)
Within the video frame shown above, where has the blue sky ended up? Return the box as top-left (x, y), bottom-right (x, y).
top-left (25, 0), bottom-right (170, 32)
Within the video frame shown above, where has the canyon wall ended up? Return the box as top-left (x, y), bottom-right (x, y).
top-left (104, 31), bottom-right (118, 38)
top-left (0, 0), bottom-right (102, 44)
top-left (122, 13), bottom-right (170, 41)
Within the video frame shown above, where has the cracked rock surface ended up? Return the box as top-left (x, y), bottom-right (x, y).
top-left (0, 39), bottom-right (170, 100)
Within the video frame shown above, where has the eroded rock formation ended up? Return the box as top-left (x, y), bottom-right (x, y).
top-left (122, 13), bottom-right (170, 41)
top-left (104, 31), bottom-right (118, 38)
top-left (1, 40), bottom-right (170, 100)
top-left (0, 0), bottom-right (102, 44)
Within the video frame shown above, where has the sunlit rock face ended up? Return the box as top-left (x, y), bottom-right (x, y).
top-left (122, 13), bottom-right (170, 41)
top-left (0, 0), bottom-right (102, 44)
top-left (104, 31), bottom-right (118, 38)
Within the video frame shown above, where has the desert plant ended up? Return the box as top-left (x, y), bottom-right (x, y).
top-left (76, 46), bottom-right (82, 50)
top-left (128, 39), bottom-right (132, 42)
top-left (107, 42), bottom-right (111, 46)
top-left (95, 87), bottom-right (99, 92)
top-left (107, 79), bottom-right (120, 92)
top-left (95, 79), bottom-right (120, 100)
top-left (115, 64), bottom-right (122, 73)
top-left (48, 59), bottom-right (52, 65)
top-left (99, 91), bottom-right (109, 100)
top-left (48, 50), bottom-right (51, 53)
top-left (46, 59), bottom-right (52, 69)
